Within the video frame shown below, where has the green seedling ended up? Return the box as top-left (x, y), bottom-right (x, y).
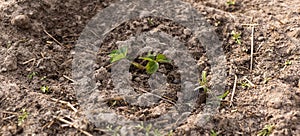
top-left (6, 41), bottom-right (12, 48)
top-left (40, 76), bottom-right (47, 80)
top-left (139, 52), bottom-right (170, 74)
top-left (27, 72), bottom-right (37, 79)
top-left (41, 85), bottom-right (50, 93)
top-left (218, 90), bottom-right (230, 99)
top-left (231, 30), bottom-right (241, 44)
top-left (147, 18), bottom-right (154, 26)
top-left (136, 122), bottom-right (169, 136)
top-left (284, 60), bottom-right (292, 65)
top-left (210, 130), bottom-right (218, 136)
top-left (194, 71), bottom-right (209, 93)
top-left (18, 108), bottom-right (28, 126)
top-left (281, 60), bottom-right (292, 71)
top-left (257, 125), bottom-right (275, 136)
top-left (136, 122), bottom-right (152, 136)
top-left (240, 82), bottom-right (250, 89)
top-left (109, 46), bottom-right (128, 63)
top-left (226, 0), bottom-right (236, 6)
top-left (167, 130), bottom-right (174, 136)
top-left (106, 125), bottom-right (121, 136)
top-left (153, 129), bottom-right (163, 136)
top-left (109, 46), bottom-right (170, 74)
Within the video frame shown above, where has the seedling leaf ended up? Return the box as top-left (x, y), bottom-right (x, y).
top-left (156, 54), bottom-right (170, 63)
top-left (257, 125), bottom-right (274, 136)
top-left (139, 57), bottom-right (154, 62)
top-left (218, 90), bottom-right (230, 99)
top-left (41, 85), bottom-right (50, 93)
top-left (109, 46), bottom-right (128, 63)
top-left (18, 109), bottom-right (28, 126)
top-left (146, 61), bottom-right (159, 74)
top-left (146, 52), bottom-right (156, 60)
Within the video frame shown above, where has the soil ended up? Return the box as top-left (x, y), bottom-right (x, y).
top-left (0, 0), bottom-right (299, 136)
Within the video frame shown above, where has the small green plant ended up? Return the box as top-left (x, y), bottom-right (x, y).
top-left (231, 30), bottom-right (241, 44)
top-left (109, 46), bottom-right (170, 74)
top-left (139, 52), bottom-right (170, 74)
top-left (41, 85), bottom-right (50, 93)
top-left (210, 130), bottom-right (218, 136)
top-left (136, 122), bottom-right (152, 136)
top-left (106, 125), bottom-right (121, 136)
top-left (240, 81), bottom-right (250, 89)
top-left (218, 90), bottom-right (230, 99)
top-left (257, 125), bottom-right (275, 136)
top-left (226, 0), bottom-right (236, 6)
top-left (40, 76), bottom-right (47, 80)
top-left (136, 122), bottom-right (171, 136)
top-left (194, 71), bottom-right (209, 93)
top-left (18, 109), bottom-right (28, 126)
top-left (109, 46), bottom-right (128, 63)
top-left (147, 18), bottom-right (154, 26)
top-left (27, 72), bottom-right (37, 79)
top-left (281, 60), bottom-right (292, 70)
top-left (284, 60), bottom-right (292, 65)
top-left (167, 130), bottom-right (173, 136)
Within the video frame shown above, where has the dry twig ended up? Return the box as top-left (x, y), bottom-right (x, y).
top-left (55, 116), bottom-right (93, 136)
top-left (63, 75), bottom-right (76, 83)
top-left (43, 29), bottom-right (63, 46)
top-left (242, 23), bottom-right (259, 71)
top-left (230, 75), bottom-right (237, 107)
top-left (50, 98), bottom-right (78, 113)
top-left (136, 87), bottom-right (177, 107)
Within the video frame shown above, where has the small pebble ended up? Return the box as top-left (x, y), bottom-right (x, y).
top-left (257, 36), bottom-right (265, 41)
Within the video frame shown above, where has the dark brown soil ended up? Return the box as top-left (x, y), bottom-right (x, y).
top-left (0, 0), bottom-right (299, 135)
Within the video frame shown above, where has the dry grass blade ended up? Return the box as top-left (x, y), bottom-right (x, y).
top-left (230, 75), bottom-right (237, 107)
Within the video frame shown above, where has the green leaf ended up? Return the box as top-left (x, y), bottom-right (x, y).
top-left (156, 54), bottom-right (170, 63)
top-left (145, 61), bottom-right (159, 74)
top-left (109, 46), bottom-right (128, 63)
top-left (146, 51), bottom-right (156, 60)
top-left (139, 57), bottom-right (154, 62)
top-left (218, 90), bottom-right (230, 99)
top-left (201, 71), bottom-right (207, 85)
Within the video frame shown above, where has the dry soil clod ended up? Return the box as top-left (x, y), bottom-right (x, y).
top-left (11, 14), bottom-right (31, 29)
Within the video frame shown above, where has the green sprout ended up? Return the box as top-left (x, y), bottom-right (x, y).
top-left (18, 109), bottom-right (28, 126)
top-left (281, 60), bottom-right (292, 70)
top-left (226, 0), bottom-right (236, 6)
top-left (218, 90), bottom-right (230, 99)
top-left (147, 18), bottom-right (154, 26)
top-left (284, 60), bottom-right (292, 65)
top-left (40, 76), bottom-right (47, 80)
top-left (109, 46), bottom-right (128, 63)
top-left (109, 46), bottom-right (170, 74)
top-left (231, 30), bottom-right (241, 44)
top-left (41, 85), bottom-right (50, 93)
top-left (257, 125), bottom-right (275, 136)
top-left (167, 130), bottom-right (174, 136)
top-left (194, 71), bottom-right (209, 93)
top-left (106, 125), bottom-right (121, 136)
top-left (139, 52), bottom-right (170, 74)
top-left (27, 72), bottom-right (37, 79)
top-left (240, 82), bottom-right (250, 89)
top-left (210, 130), bottom-right (218, 136)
